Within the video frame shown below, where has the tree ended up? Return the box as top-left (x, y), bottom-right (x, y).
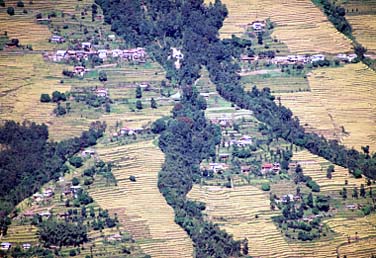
top-left (54, 103), bottom-right (67, 116)
top-left (327, 165), bottom-right (334, 179)
top-left (52, 91), bottom-right (66, 102)
top-left (354, 44), bottom-right (367, 60)
top-left (98, 71), bottom-right (107, 82)
top-left (7, 7), bottom-right (15, 16)
top-left (342, 187), bottom-right (347, 199)
top-left (135, 86), bottom-right (142, 98)
top-left (360, 184), bottom-right (366, 198)
top-left (17, 0), bottom-right (24, 7)
top-left (307, 193), bottom-right (314, 208)
top-left (261, 183), bottom-right (270, 191)
top-left (40, 94), bottom-right (51, 103)
top-left (136, 100), bottom-right (143, 110)
top-left (0, 0), bottom-right (5, 7)
top-left (150, 97), bottom-right (157, 108)
top-left (69, 157), bottom-right (83, 168)
top-left (72, 177), bottom-right (80, 186)
top-left (352, 187), bottom-right (358, 199)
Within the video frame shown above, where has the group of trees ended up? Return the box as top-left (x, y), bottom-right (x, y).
top-left (38, 220), bottom-right (88, 248)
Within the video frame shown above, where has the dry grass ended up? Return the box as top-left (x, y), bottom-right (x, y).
top-left (278, 63), bottom-right (376, 151)
top-left (89, 141), bottom-right (194, 258)
top-left (206, 0), bottom-right (352, 54)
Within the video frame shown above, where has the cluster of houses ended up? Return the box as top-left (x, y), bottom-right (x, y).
top-left (1, 242), bottom-right (31, 251)
top-left (241, 52), bottom-right (358, 66)
top-left (261, 162), bottom-right (281, 175)
top-left (31, 188), bottom-right (54, 203)
top-left (47, 42), bottom-right (147, 63)
top-left (113, 127), bottom-right (145, 137)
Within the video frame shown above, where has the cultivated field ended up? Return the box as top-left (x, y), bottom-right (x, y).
top-left (278, 63), bottom-right (376, 151)
top-left (89, 141), bottom-right (194, 258)
top-left (207, 0), bottom-right (352, 54)
top-left (346, 15), bottom-right (376, 53)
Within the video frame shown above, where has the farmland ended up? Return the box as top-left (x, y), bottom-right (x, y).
top-left (278, 63), bottom-right (376, 151)
top-left (207, 0), bottom-right (352, 54)
top-left (89, 141), bottom-right (194, 258)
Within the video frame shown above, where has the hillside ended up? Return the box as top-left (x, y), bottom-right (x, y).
top-left (0, 0), bottom-right (376, 257)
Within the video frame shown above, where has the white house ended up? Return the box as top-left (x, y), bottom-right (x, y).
top-left (112, 49), bottom-right (123, 58)
top-left (22, 243), bottom-right (31, 250)
top-left (81, 42), bottom-right (92, 50)
top-left (251, 21), bottom-right (266, 31)
top-left (108, 34), bottom-right (116, 41)
top-left (98, 49), bottom-right (108, 60)
top-left (310, 54), bottom-right (326, 63)
top-left (0, 242), bottom-right (11, 251)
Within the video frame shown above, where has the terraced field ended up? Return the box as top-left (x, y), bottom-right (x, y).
top-left (207, 0), bottom-right (352, 53)
top-left (340, 0), bottom-right (376, 53)
top-left (292, 150), bottom-right (365, 193)
top-left (188, 183), bottom-right (376, 258)
top-left (346, 15), bottom-right (376, 53)
top-left (89, 141), bottom-right (194, 258)
top-left (278, 63), bottom-right (376, 151)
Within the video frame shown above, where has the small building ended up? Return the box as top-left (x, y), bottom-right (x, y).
top-left (250, 21), bottom-right (266, 32)
top-left (108, 233), bottom-right (122, 241)
top-left (43, 188), bottom-right (54, 198)
top-left (170, 92), bottom-right (181, 101)
top-left (50, 35), bottom-right (65, 43)
top-left (74, 66), bottom-right (86, 76)
top-left (219, 153), bottom-right (230, 161)
top-left (98, 49), bottom-right (108, 60)
top-left (82, 42), bottom-right (92, 50)
top-left (82, 149), bottom-right (96, 157)
top-left (112, 49), bottom-right (123, 58)
top-left (38, 211), bottom-right (51, 218)
top-left (139, 82), bottom-right (151, 90)
top-left (346, 204), bottom-right (358, 210)
top-left (108, 34), bottom-right (116, 41)
top-left (240, 54), bottom-right (257, 63)
top-left (22, 243), bottom-right (31, 250)
top-left (23, 210), bottom-right (35, 218)
top-left (272, 162), bottom-right (280, 172)
top-left (241, 165), bottom-right (251, 173)
top-left (310, 54), bottom-right (326, 63)
top-left (95, 88), bottom-right (108, 98)
top-left (0, 242), bottom-right (11, 251)
top-left (288, 162), bottom-right (298, 169)
top-left (70, 185), bottom-right (82, 194)
top-left (237, 135), bottom-right (253, 146)
top-left (281, 194), bottom-right (294, 203)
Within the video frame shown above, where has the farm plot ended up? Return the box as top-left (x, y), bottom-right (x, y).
top-left (242, 71), bottom-right (310, 93)
top-left (89, 141), bottom-right (194, 258)
top-left (346, 15), bottom-right (376, 53)
top-left (292, 150), bottom-right (365, 193)
top-left (283, 63), bottom-right (376, 151)
top-left (207, 0), bottom-right (352, 54)
top-left (0, 53), bottom-right (91, 140)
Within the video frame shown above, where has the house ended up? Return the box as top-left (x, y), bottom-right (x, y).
top-left (38, 211), bottom-right (51, 217)
top-left (310, 54), bottom-right (326, 63)
top-left (95, 88), bottom-right (108, 98)
top-left (108, 34), bottom-right (116, 41)
top-left (70, 185), bottom-right (82, 194)
top-left (170, 92), bottom-right (181, 101)
top-left (209, 163), bottom-right (228, 173)
top-left (82, 149), bottom-right (96, 157)
top-left (43, 188), bottom-right (54, 198)
top-left (139, 82), bottom-right (151, 89)
top-left (273, 56), bottom-right (289, 65)
top-left (237, 135), bottom-right (253, 146)
top-left (98, 49), bottom-right (108, 60)
top-left (0, 242), bottom-right (11, 251)
top-left (22, 243), bottom-right (31, 250)
top-left (241, 165), bottom-right (251, 173)
top-left (219, 153), bottom-right (230, 161)
top-left (281, 194), bottom-right (294, 203)
top-left (112, 49), bottom-right (123, 58)
top-left (240, 54), bottom-right (257, 63)
top-left (50, 35), bottom-right (65, 43)
top-left (74, 66), bottom-right (86, 76)
top-left (346, 204), bottom-right (358, 210)
top-left (108, 234), bottom-right (122, 241)
top-left (81, 42), bottom-right (92, 50)
top-left (288, 162), bottom-right (298, 169)
top-left (250, 21), bottom-right (266, 32)
top-left (272, 162), bottom-right (281, 172)
top-left (23, 210), bottom-right (35, 218)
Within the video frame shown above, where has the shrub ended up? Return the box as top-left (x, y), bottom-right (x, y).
top-left (261, 183), bottom-right (270, 191)
top-left (69, 156), bottom-right (83, 168)
top-left (7, 7), bottom-right (15, 16)
top-left (40, 94), bottom-right (51, 103)
top-left (17, 1), bottom-right (24, 7)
